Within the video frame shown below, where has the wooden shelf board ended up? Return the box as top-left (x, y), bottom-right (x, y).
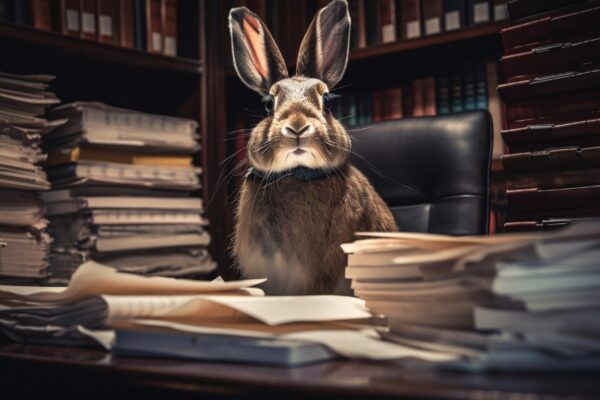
top-left (0, 22), bottom-right (202, 74)
top-left (349, 22), bottom-right (508, 61)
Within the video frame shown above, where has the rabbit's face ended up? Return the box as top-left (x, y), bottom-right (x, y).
top-left (247, 76), bottom-right (351, 172)
top-left (230, 0), bottom-right (352, 173)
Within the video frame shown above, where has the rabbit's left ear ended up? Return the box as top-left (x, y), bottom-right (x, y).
top-left (296, 0), bottom-right (351, 89)
top-left (229, 7), bottom-right (288, 95)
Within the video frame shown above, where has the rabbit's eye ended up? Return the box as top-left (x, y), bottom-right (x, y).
top-left (322, 92), bottom-right (340, 112)
top-left (262, 95), bottom-right (274, 115)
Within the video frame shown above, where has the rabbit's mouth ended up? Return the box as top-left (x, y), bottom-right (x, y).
top-left (293, 148), bottom-right (306, 155)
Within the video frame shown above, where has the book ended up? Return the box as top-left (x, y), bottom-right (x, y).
top-left (133, 0), bottom-right (147, 49)
top-left (364, 0), bottom-right (380, 45)
top-left (379, 0), bottom-right (396, 43)
top-left (55, 0), bottom-right (81, 36)
top-left (80, 0), bottom-right (97, 40)
top-left (502, 146), bottom-right (600, 174)
top-left (45, 146), bottom-right (193, 167)
top-left (492, 0), bottom-right (508, 21)
top-left (422, 0), bottom-right (444, 36)
top-left (348, 0), bottom-right (366, 49)
top-left (31, 0), bottom-right (52, 30)
top-left (163, 0), bottom-right (177, 56)
top-left (119, 0), bottom-right (135, 48)
top-left (442, 0), bottom-right (466, 31)
top-left (400, 0), bottom-right (422, 39)
top-left (96, 0), bottom-right (115, 43)
top-left (146, 0), bottom-right (162, 53)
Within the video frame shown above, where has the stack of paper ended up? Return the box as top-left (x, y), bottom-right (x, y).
top-left (40, 102), bottom-right (216, 283)
top-left (0, 261), bottom-right (454, 366)
top-left (0, 71), bottom-right (62, 283)
top-left (342, 222), bottom-right (600, 371)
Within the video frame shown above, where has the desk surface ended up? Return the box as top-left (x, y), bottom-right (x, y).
top-left (1, 343), bottom-right (599, 399)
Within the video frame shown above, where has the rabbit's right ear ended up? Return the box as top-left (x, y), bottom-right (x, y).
top-left (229, 7), bottom-right (288, 95)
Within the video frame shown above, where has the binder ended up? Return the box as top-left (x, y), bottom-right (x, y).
top-left (502, 119), bottom-right (600, 152)
top-left (502, 146), bottom-right (600, 174)
top-left (501, 38), bottom-right (600, 80)
top-left (506, 185), bottom-right (600, 216)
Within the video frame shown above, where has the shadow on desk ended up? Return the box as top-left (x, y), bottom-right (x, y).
top-left (1, 343), bottom-right (599, 400)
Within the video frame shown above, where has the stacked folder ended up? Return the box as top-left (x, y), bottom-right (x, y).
top-left (41, 102), bottom-right (216, 284)
top-left (0, 71), bottom-right (62, 283)
top-left (499, 1), bottom-right (600, 231)
top-left (342, 222), bottom-right (600, 371)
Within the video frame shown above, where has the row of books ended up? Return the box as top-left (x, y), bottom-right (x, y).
top-left (0, 69), bottom-right (215, 284)
top-left (498, 1), bottom-right (600, 231)
top-left (0, 0), bottom-right (178, 56)
top-left (331, 62), bottom-right (504, 158)
top-left (348, 0), bottom-right (508, 48)
top-left (342, 222), bottom-right (600, 371)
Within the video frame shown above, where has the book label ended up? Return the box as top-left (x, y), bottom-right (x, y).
top-left (165, 37), bottom-right (177, 56)
top-left (66, 9), bottom-right (80, 31)
top-left (406, 20), bottom-right (421, 39)
top-left (152, 32), bottom-right (163, 52)
top-left (473, 2), bottom-right (490, 23)
top-left (425, 17), bottom-right (441, 35)
top-left (99, 15), bottom-right (113, 36)
top-left (382, 24), bottom-right (396, 43)
top-left (494, 4), bottom-right (508, 21)
top-left (444, 11), bottom-right (460, 31)
top-left (82, 12), bottom-right (96, 33)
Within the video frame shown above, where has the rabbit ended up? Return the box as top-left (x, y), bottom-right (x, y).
top-left (229, 0), bottom-right (398, 295)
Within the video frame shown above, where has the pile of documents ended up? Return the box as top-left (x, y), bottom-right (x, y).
top-left (342, 221), bottom-right (600, 371)
top-left (0, 71), bottom-right (62, 283)
top-left (0, 261), bottom-right (453, 366)
top-left (40, 102), bottom-right (216, 283)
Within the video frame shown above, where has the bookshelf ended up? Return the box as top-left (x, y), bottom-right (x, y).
top-left (0, 0), bottom-right (234, 277)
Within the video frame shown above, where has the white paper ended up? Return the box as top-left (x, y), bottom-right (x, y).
top-left (0, 261), bottom-right (266, 303)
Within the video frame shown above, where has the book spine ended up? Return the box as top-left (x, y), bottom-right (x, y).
top-left (146, 0), bottom-right (163, 53)
top-left (436, 76), bottom-right (450, 114)
top-left (401, 0), bottom-right (422, 39)
top-left (442, 0), bottom-right (466, 31)
top-left (96, 0), bottom-right (115, 43)
top-left (450, 73), bottom-right (464, 113)
top-left (372, 91), bottom-right (383, 122)
top-left (163, 0), bottom-right (176, 56)
top-left (422, 77), bottom-right (437, 116)
top-left (134, 0), bottom-right (147, 50)
top-left (59, 0), bottom-right (81, 36)
top-left (80, 0), bottom-right (98, 40)
top-left (462, 69), bottom-right (476, 111)
top-left (364, 0), bottom-right (380, 45)
top-left (467, 0), bottom-right (491, 25)
top-left (119, 0), bottom-right (135, 48)
top-left (412, 80), bottom-right (424, 117)
top-left (379, 0), bottom-right (396, 43)
top-left (388, 88), bottom-right (403, 120)
top-left (30, 0), bottom-right (52, 30)
top-left (422, 0), bottom-right (443, 36)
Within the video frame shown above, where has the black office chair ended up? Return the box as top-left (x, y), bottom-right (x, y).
top-left (350, 111), bottom-right (492, 236)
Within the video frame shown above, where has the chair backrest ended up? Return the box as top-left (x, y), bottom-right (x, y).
top-left (349, 111), bottom-right (492, 236)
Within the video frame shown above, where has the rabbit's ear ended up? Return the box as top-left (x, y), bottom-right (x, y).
top-left (296, 0), bottom-right (350, 89)
top-left (229, 7), bottom-right (288, 95)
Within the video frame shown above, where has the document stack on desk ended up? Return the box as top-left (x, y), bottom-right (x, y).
top-left (40, 102), bottom-right (216, 284)
top-left (0, 71), bottom-right (62, 283)
top-left (0, 261), bottom-right (451, 366)
top-left (343, 221), bottom-right (600, 371)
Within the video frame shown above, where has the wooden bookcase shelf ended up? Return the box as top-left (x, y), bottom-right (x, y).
top-left (349, 22), bottom-right (508, 61)
top-left (0, 21), bottom-right (202, 74)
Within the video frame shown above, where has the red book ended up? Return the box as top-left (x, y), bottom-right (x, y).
top-left (379, 0), bottom-right (396, 43)
top-left (422, 0), bottom-right (443, 36)
top-left (372, 91), bottom-right (383, 122)
top-left (412, 79), bottom-right (425, 117)
top-left (422, 77), bottom-right (437, 116)
top-left (80, 0), bottom-right (97, 40)
top-left (348, 0), bottom-right (366, 48)
top-left (96, 0), bottom-right (115, 43)
top-left (401, 0), bottom-right (422, 39)
top-left (388, 88), bottom-right (403, 120)
top-left (119, 0), bottom-right (135, 48)
top-left (146, 0), bottom-right (163, 53)
top-left (163, 0), bottom-right (177, 56)
top-left (31, 0), bottom-right (52, 30)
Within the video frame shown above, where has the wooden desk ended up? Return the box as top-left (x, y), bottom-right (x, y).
top-left (0, 343), bottom-right (598, 400)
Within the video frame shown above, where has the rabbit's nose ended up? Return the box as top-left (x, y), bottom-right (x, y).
top-left (282, 124), bottom-right (313, 138)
